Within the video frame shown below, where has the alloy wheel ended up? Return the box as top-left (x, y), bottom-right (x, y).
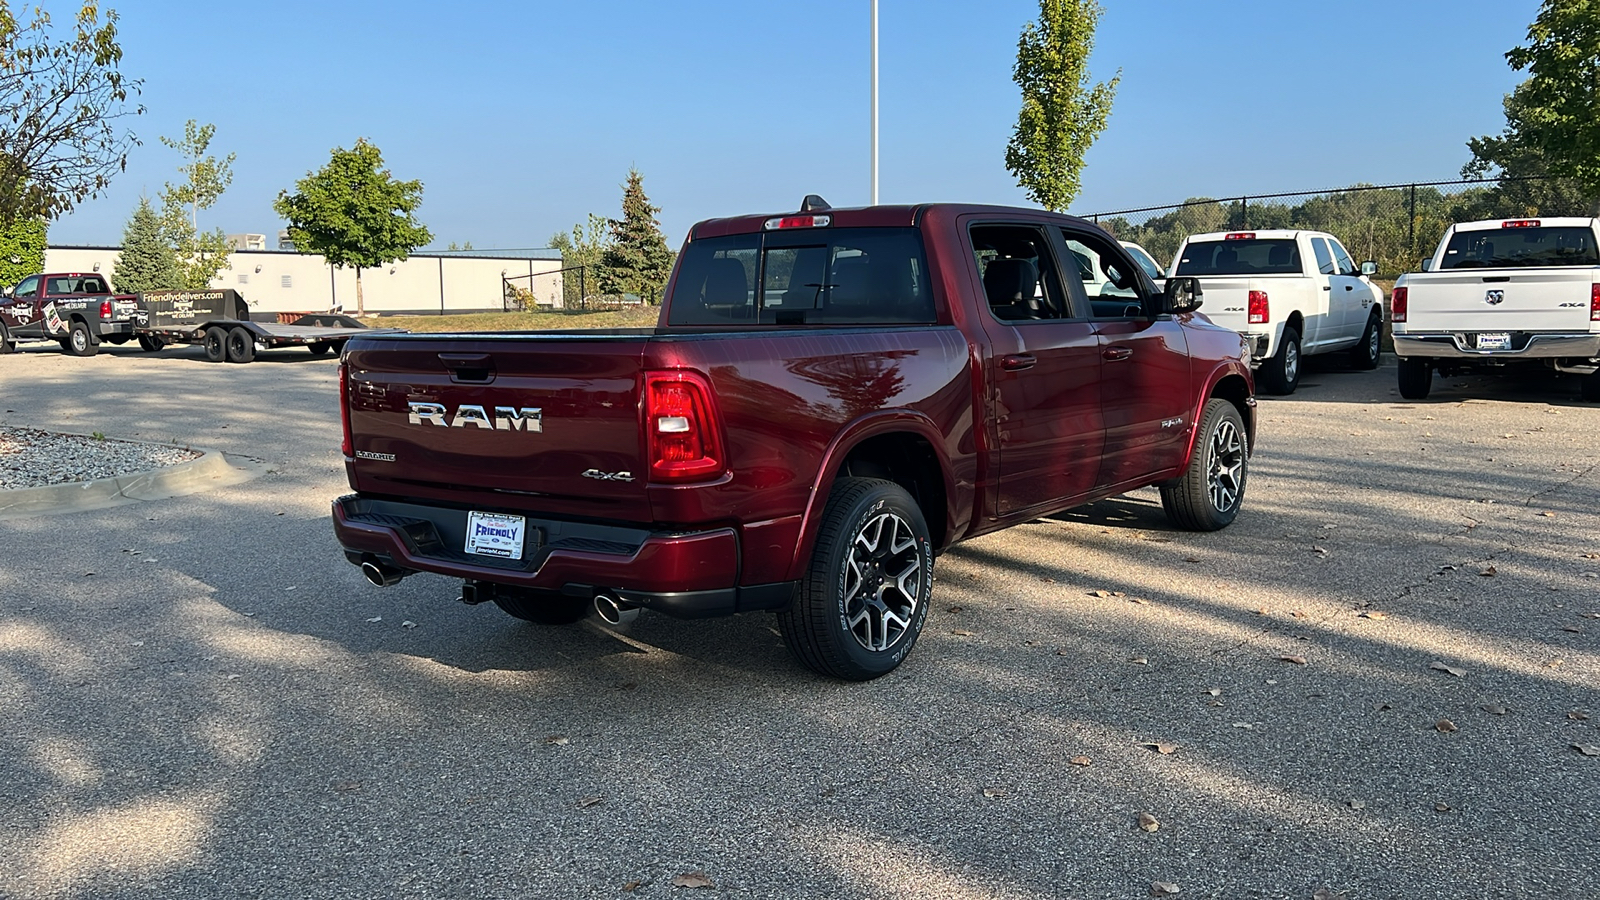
top-left (842, 511), bottom-right (923, 652)
top-left (1207, 419), bottom-right (1245, 512)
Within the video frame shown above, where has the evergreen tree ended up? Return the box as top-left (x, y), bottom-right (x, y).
top-left (599, 169), bottom-right (674, 303)
top-left (0, 216), bottom-right (47, 286)
top-left (114, 196), bottom-right (180, 292)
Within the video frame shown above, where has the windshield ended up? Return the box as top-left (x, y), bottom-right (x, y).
top-left (1439, 226), bottom-right (1600, 269)
top-left (667, 227), bottom-right (935, 326)
top-left (1175, 238), bottom-right (1303, 276)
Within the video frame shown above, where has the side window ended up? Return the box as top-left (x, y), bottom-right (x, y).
top-left (1063, 230), bottom-right (1147, 319)
top-left (1329, 239), bottom-right (1357, 276)
top-left (969, 224), bottom-right (1068, 322)
top-left (1311, 238), bottom-right (1334, 275)
top-left (13, 275), bottom-right (39, 298)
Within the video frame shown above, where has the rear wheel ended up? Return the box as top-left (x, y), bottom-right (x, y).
top-left (137, 334), bottom-right (167, 352)
top-left (1397, 357), bottom-right (1432, 399)
top-left (1581, 371), bottom-right (1600, 403)
top-left (66, 320), bottom-right (99, 357)
top-left (1160, 398), bottom-right (1249, 531)
top-left (1350, 312), bottom-right (1382, 370)
top-left (0, 322), bottom-right (14, 354)
top-left (1258, 326), bottom-right (1301, 395)
top-left (202, 326), bottom-right (228, 362)
top-left (225, 326), bottom-right (256, 363)
top-left (306, 341), bottom-right (331, 356)
top-left (492, 587), bottom-right (592, 625)
top-left (777, 477), bottom-right (934, 681)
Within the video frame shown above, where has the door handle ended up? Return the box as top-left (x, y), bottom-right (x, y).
top-left (1000, 354), bottom-right (1036, 371)
top-left (1102, 346), bottom-right (1133, 361)
top-left (1344, 285), bottom-right (1353, 291)
top-left (1322, 285), bottom-right (1332, 291)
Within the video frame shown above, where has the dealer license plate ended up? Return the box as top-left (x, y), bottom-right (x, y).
top-left (464, 511), bottom-right (527, 559)
top-left (1476, 332), bottom-right (1511, 351)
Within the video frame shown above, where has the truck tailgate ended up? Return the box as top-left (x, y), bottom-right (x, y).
top-left (1190, 277), bottom-right (1254, 333)
top-left (1406, 269), bottom-right (1596, 331)
top-left (343, 334), bottom-right (652, 522)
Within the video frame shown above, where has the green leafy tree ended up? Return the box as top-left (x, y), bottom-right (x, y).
top-left (0, 215), bottom-right (46, 286)
top-left (549, 213), bottom-right (611, 306)
top-left (1463, 83), bottom-right (1593, 217)
top-left (158, 119), bottom-right (234, 288)
top-left (0, 1), bottom-right (142, 224)
top-left (274, 138), bottom-right (432, 315)
top-left (599, 170), bottom-right (673, 303)
top-left (1004, 0), bottom-right (1119, 212)
top-left (1498, 1), bottom-right (1600, 202)
top-left (113, 196), bottom-right (178, 292)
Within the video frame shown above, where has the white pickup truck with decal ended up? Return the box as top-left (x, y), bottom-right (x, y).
top-left (1391, 217), bottom-right (1600, 401)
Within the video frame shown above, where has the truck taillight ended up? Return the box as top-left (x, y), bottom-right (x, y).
top-left (1502, 219), bottom-right (1541, 228)
top-left (644, 371), bottom-right (724, 483)
top-left (763, 215), bottom-right (831, 230)
top-left (1392, 286), bottom-right (1408, 323)
top-left (1247, 290), bottom-right (1268, 325)
top-left (1225, 232), bottom-right (1256, 241)
top-left (99, 300), bottom-right (112, 319)
top-left (1592, 283), bottom-right (1600, 322)
top-left (339, 361), bottom-right (353, 459)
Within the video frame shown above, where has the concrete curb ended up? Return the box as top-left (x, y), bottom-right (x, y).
top-left (0, 446), bottom-right (260, 520)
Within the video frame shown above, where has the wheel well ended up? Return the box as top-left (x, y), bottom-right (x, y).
top-left (1285, 311), bottom-right (1304, 336)
top-left (836, 432), bottom-right (948, 547)
top-left (1210, 373), bottom-right (1253, 429)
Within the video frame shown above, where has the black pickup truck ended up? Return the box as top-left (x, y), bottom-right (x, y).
top-left (0, 272), bottom-right (139, 356)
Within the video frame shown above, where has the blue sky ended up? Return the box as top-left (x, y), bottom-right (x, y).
top-left (48, 0), bottom-right (1537, 251)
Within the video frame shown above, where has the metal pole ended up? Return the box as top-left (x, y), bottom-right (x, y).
top-left (438, 257), bottom-right (445, 315)
top-left (1407, 183), bottom-right (1417, 259)
top-left (1241, 196), bottom-right (1248, 229)
top-left (580, 266), bottom-right (587, 310)
top-left (871, 0), bottom-right (879, 205)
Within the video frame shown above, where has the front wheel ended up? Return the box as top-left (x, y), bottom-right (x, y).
top-left (492, 587), bottom-right (592, 625)
top-left (1258, 325), bottom-right (1301, 395)
top-left (1160, 399), bottom-right (1249, 531)
top-left (1397, 357), bottom-right (1432, 400)
top-left (0, 322), bottom-right (14, 354)
top-left (306, 341), bottom-right (331, 356)
top-left (202, 326), bottom-right (228, 362)
top-left (1350, 312), bottom-right (1382, 370)
top-left (66, 320), bottom-right (99, 357)
top-left (777, 477), bottom-right (934, 681)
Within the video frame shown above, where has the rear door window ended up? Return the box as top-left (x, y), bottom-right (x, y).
top-left (1311, 238), bottom-right (1334, 275)
top-left (969, 224), bottom-right (1071, 322)
top-left (1175, 238), bottom-right (1303, 275)
top-left (668, 227), bottom-right (934, 326)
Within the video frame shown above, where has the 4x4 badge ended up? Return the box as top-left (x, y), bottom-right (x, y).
top-left (1485, 290), bottom-right (1504, 305)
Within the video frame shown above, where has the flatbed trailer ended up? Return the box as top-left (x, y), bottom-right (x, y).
top-left (133, 290), bottom-right (405, 362)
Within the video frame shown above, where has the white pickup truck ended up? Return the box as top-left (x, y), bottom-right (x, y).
top-left (1170, 230), bottom-right (1385, 394)
top-left (1391, 217), bottom-right (1600, 401)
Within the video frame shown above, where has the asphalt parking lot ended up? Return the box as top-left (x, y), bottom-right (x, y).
top-left (2, 342), bottom-right (1597, 900)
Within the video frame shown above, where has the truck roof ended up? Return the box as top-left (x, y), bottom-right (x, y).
top-left (1450, 216), bottom-right (1599, 232)
top-left (689, 203), bottom-right (1109, 241)
top-left (1185, 230), bottom-right (1325, 242)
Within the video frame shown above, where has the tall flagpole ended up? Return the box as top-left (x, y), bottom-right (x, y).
top-left (871, 0), bottom-right (879, 206)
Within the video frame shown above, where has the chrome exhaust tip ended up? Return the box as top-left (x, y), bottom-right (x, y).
top-left (594, 593), bottom-right (640, 627)
top-left (360, 557), bottom-right (407, 588)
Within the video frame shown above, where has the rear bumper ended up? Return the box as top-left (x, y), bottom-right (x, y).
top-left (331, 494), bottom-right (793, 618)
top-left (1393, 332), bottom-right (1600, 360)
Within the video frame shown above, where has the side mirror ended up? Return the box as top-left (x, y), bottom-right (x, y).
top-left (1163, 276), bottom-right (1203, 314)
top-left (1360, 261), bottom-right (1378, 277)
top-left (1420, 258), bottom-right (1434, 272)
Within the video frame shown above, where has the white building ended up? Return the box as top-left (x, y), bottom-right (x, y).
top-left (42, 245), bottom-right (566, 315)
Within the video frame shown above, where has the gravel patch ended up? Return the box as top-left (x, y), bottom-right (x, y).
top-left (0, 426), bottom-right (201, 489)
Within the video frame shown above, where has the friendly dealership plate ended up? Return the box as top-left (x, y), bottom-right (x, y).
top-left (465, 511), bottom-right (527, 559)
top-left (1475, 332), bottom-right (1511, 351)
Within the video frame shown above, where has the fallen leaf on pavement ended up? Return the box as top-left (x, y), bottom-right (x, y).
top-left (401, 620), bottom-right (418, 629)
top-left (1482, 703), bottom-right (1508, 716)
top-left (983, 787), bottom-right (1008, 799)
top-left (1569, 710), bottom-right (1590, 721)
top-left (1069, 755), bottom-right (1092, 766)
top-left (1141, 742), bottom-right (1178, 755)
top-left (1137, 812), bottom-right (1159, 833)
top-left (1360, 611), bottom-right (1389, 620)
top-left (1150, 881), bottom-right (1181, 897)
top-left (1185, 556), bottom-right (1200, 563)
top-left (1278, 655), bottom-right (1308, 665)
top-left (1434, 802), bottom-right (1451, 812)
top-left (365, 616), bottom-right (382, 623)
top-left (577, 796), bottom-right (603, 808)
top-left (1204, 688), bottom-right (1222, 697)
top-left (1346, 799), bottom-right (1365, 810)
top-left (1314, 887), bottom-right (1347, 900)
top-left (672, 872), bottom-right (714, 889)
top-left (1436, 719), bottom-right (1458, 733)
top-left (1129, 657), bottom-right (1149, 665)
top-left (545, 734), bottom-right (570, 745)
top-left (1092, 590), bottom-right (1112, 598)
top-left (1429, 661), bottom-right (1467, 677)
top-left (950, 629), bottom-right (974, 637)
top-left (1572, 744), bottom-right (1600, 756)
top-left (622, 881), bottom-right (645, 892)
top-left (946, 605), bottom-right (964, 612)
top-left (1479, 566), bottom-right (1497, 577)
top-left (331, 780), bottom-right (361, 793)
top-left (1130, 596), bottom-right (1150, 605)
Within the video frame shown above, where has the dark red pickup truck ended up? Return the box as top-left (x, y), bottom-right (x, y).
top-left (332, 201), bottom-right (1256, 679)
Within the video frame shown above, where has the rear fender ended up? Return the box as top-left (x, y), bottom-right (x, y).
top-left (785, 410), bottom-right (957, 582)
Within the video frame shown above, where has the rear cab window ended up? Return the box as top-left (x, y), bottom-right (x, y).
top-left (1176, 238), bottom-right (1303, 276)
top-left (1440, 226), bottom-right (1600, 269)
top-left (667, 227), bottom-right (935, 326)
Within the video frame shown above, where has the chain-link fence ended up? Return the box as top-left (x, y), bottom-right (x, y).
top-left (1079, 175), bottom-right (1592, 278)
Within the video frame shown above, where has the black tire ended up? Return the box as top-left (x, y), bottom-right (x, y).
top-left (1258, 325), bottom-right (1301, 395)
top-left (65, 320), bottom-right (99, 357)
top-left (1581, 371), bottom-right (1600, 403)
top-left (104, 334), bottom-right (130, 345)
top-left (777, 477), bottom-right (934, 681)
top-left (202, 326), bottom-right (228, 362)
top-left (331, 340), bottom-right (347, 355)
top-left (0, 321), bottom-right (14, 354)
top-left (137, 334), bottom-right (167, 352)
top-left (1350, 312), bottom-right (1382, 370)
top-left (492, 587), bottom-right (592, 625)
top-left (1160, 398), bottom-right (1249, 531)
top-left (306, 341), bottom-right (331, 356)
top-left (1397, 357), bottom-right (1432, 400)
top-left (225, 326), bottom-right (256, 363)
